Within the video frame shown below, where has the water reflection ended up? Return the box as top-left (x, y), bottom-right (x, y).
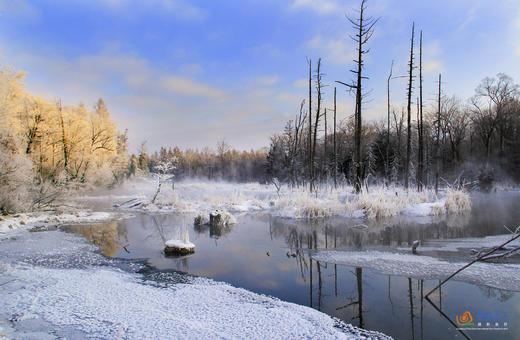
top-left (62, 221), bottom-right (127, 257)
top-left (61, 191), bottom-right (520, 339)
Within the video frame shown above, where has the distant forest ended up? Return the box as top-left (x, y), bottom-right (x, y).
top-left (266, 72), bottom-right (520, 191)
top-left (140, 72), bottom-right (520, 191)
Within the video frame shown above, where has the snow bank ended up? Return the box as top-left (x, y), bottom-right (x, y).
top-left (0, 210), bottom-right (119, 233)
top-left (0, 230), bottom-right (390, 340)
top-left (1, 266), bottom-right (390, 339)
top-left (107, 178), bottom-right (471, 221)
top-left (313, 250), bottom-right (520, 292)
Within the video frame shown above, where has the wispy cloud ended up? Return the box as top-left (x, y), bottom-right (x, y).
top-left (305, 35), bottom-right (353, 65)
top-left (256, 75), bottom-right (280, 86)
top-left (74, 0), bottom-right (208, 21)
top-left (293, 78), bottom-right (307, 88)
top-left (422, 40), bottom-right (444, 75)
top-left (291, 0), bottom-right (341, 15)
top-left (160, 76), bottom-right (227, 101)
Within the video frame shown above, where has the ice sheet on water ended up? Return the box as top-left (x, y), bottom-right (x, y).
top-left (313, 250), bottom-right (520, 292)
top-left (398, 234), bottom-right (520, 252)
top-left (0, 229), bottom-right (391, 340)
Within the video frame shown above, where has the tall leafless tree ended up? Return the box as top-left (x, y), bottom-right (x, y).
top-left (333, 87), bottom-right (338, 188)
top-left (337, 0), bottom-right (378, 193)
top-left (417, 30), bottom-right (424, 191)
top-left (405, 22), bottom-right (415, 189)
top-left (308, 59), bottom-right (313, 191)
top-left (435, 74), bottom-right (442, 195)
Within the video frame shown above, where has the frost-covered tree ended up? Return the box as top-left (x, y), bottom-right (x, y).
top-left (151, 156), bottom-right (178, 203)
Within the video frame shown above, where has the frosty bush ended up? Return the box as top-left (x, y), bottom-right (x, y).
top-left (0, 134), bottom-right (34, 214)
top-left (444, 189), bottom-right (471, 214)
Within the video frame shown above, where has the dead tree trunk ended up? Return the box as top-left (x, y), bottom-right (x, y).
top-left (333, 87), bottom-right (337, 188)
top-left (417, 30), bottom-right (424, 191)
top-left (308, 59), bottom-right (313, 191)
top-left (312, 58), bottom-right (323, 190)
top-left (324, 108), bottom-right (327, 181)
top-left (57, 99), bottom-right (68, 177)
top-left (337, 0), bottom-right (377, 193)
top-left (435, 74), bottom-right (442, 195)
top-left (386, 60), bottom-right (393, 182)
top-left (405, 22), bottom-right (415, 189)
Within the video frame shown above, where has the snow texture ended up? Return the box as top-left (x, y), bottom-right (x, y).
top-left (313, 250), bottom-right (520, 292)
top-left (0, 229), bottom-right (391, 340)
top-left (103, 177), bottom-right (470, 221)
top-left (0, 210), bottom-right (120, 234)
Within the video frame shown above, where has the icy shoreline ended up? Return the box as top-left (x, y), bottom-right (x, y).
top-left (0, 228), bottom-right (391, 339)
top-left (313, 249), bottom-right (520, 292)
top-left (0, 210), bottom-right (125, 234)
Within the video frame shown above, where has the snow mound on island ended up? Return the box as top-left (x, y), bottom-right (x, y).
top-left (313, 250), bottom-right (520, 292)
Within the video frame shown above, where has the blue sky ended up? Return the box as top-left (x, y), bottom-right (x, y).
top-left (1, 0), bottom-right (519, 152)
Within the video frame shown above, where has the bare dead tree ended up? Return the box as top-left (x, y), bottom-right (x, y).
top-left (333, 87), bottom-right (337, 188)
top-left (324, 108), bottom-right (327, 181)
top-left (308, 59), bottom-right (313, 191)
top-left (417, 30), bottom-right (424, 191)
top-left (336, 0), bottom-right (378, 193)
top-left (57, 98), bottom-right (68, 177)
top-left (435, 74), bottom-right (442, 195)
top-left (386, 60), bottom-right (393, 182)
top-left (292, 100), bottom-right (307, 185)
top-left (405, 22), bottom-right (415, 189)
top-left (312, 58), bottom-right (324, 191)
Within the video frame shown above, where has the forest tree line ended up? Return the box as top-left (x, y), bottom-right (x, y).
top-left (130, 139), bottom-right (268, 183)
top-left (266, 71), bottom-right (520, 191)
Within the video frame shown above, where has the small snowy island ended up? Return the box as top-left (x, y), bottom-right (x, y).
top-left (164, 239), bottom-right (195, 255)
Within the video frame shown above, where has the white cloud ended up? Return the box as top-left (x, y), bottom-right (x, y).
top-left (276, 92), bottom-right (301, 105)
top-left (256, 76), bottom-right (279, 86)
top-left (75, 0), bottom-right (207, 21)
top-left (423, 61), bottom-right (443, 74)
top-left (291, 0), bottom-right (341, 15)
top-left (160, 76), bottom-right (227, 101)
top-left (422, 40), bottom-right (444, 75)
top-left (293, 78), bottom-right (307, 88)
top-left (305, 35), bottom-right (354, 65)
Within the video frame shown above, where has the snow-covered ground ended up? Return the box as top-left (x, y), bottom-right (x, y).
top-left (0, 229), bottom-right (391, 339)
top-left (0, 210), bottom-right (123, 234)
top-left (82, 177), bottom-right (471, 221)
top-left (313, 249), bottom-right (520, 292)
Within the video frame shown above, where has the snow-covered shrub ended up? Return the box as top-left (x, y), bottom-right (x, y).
top-left (444, 189), bottom-right (471, 214)
top-left (275, 191), bottom-right (332, 219)
top-left (194, 213), bottom-right (209, 225)
top-left (0, 133), bottom-right (34, 214)
top-left (353, 187), bottom-right (431, 219)
top-left (209, 209), bottom-right (236, 226)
